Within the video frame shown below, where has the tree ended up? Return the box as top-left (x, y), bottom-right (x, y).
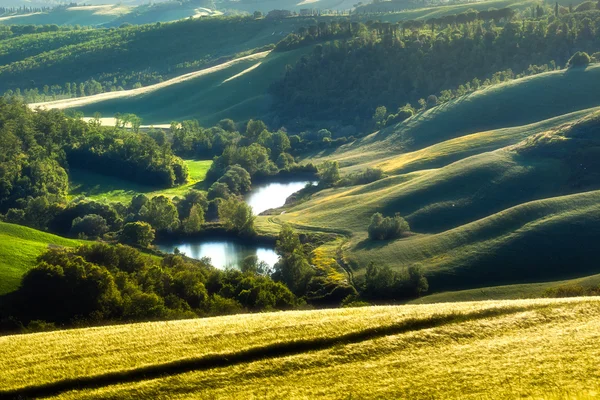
top-left (318, 160), bottom-right (340, 187)
top-left (273, 224), bottom-right (314, 295)
top-left (217, 165), bottom-right (252, 195)
top-left (245, 119), bottom-right (267, 141)
top-left (270, 131), bottom-right (291, 156)
top-left (177, 189), bottom-right (208, 220)
top-left (253, 10), bottom-right (263, 18)
top-left (241, 255), bottom-right (271, 275)
top-left (208, 182), bottom-right (232, 200)
top-left (372, 106), bottom-right (387, 128)
top-left (567, 51), bottom-right (591, 68)
top-left (218, 197), bottom-right (256, 235)
top-left (182, 204), bottom-right (204, 234)
top-left (362, 262), bottom-right (428, 300)
top-left (368, 212), bottom-right (410, 240)
top-left (139, 196), bottom-right (179, 231)
top-left (71, 214), bottom-right (109, 238)
top-left (120, 222), bottom-right (155, 247)
top-left (218, 118), bottom-right (237, 132)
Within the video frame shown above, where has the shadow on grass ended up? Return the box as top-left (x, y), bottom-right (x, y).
top-left (0, 305), bottom-right (533, 399)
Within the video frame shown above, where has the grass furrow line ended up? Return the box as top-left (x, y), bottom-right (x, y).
top-left (0, 305), bottom-right (534, 399)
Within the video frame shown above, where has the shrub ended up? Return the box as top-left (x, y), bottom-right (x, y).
top-left (338, 168), bottom-right (386, 186)
top-left (70, 214), bottom-right (109, 238)
top-left (368, 212), bottom-right (410, 240)
top-left (318, 160), bottom-right (340, 187)
top-left (362, 263), bottom-right (428, 301)
top-left (567, 51), bottom-right (591, 68)
top-left (120, 221), bottom-right (155, 247)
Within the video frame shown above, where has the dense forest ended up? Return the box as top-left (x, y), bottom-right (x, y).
top-left (272, 8), bottom-right (600, 128)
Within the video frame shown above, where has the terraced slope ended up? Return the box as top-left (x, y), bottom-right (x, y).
top-left (1, 298), bottom-right (599, 399)
top-left (0, 222), bottom-right (83, 295)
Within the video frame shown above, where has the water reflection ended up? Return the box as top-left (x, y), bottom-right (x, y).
top-left (245, 181), bottom-right (315, 215)
top-left (157, 240), bottom-right (278, 270)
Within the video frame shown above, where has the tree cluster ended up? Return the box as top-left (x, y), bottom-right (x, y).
top-left (368, 212), bottom-right (410, 240)
top-left (272, 10), bottom-right (600, 129)
top-left (0, 243), bottom-right (299, 332)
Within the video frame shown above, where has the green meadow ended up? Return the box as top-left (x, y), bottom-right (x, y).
top-left (70, 159), bottom-right (212, 202)
top-left (0, 222), bottom-right (84, 295)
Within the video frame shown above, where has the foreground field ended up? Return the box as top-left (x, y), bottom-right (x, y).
top-left (1, 298), bottom-right (599, 398)
top-left (0, 222), bottom-right (83, 295)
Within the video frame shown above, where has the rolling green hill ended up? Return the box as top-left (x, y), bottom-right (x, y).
top-left (0, 222), bottom-right (83, 295)
top-left (311, 64), bottom-right (600, 170)
top-left (41, 48), bottom-right (310, 126)
top-left (259, 69), bottom-right (600, 293)
top-left (0, 5), bottom-right (133, 27)
top-left (1, 298), bottom-right (599, 399)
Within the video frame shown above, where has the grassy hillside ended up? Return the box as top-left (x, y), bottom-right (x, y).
top-left (0, 5), bottom-right (132, 27)
top-left (313, 64), bottom-right (600, 169)
top-left (0, 222), bottom-right (83, 295)
top-left (258, 71), bottom-right (600, 293)
top-left (69, 159), bottom-right (212, 202)
top-left (63, 48), bottom-right (310, 125)
top-left (0, 16), bottom-right (312, 95)
top-left (410, 273), bottom-right (600, 303)
top-left (357, 0), bottom-right (539, 17)
top-left (1, 298), bottom-right (599, 398)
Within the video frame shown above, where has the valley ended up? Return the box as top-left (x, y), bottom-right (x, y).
top-left (2, 0), bottom-right (600, 397)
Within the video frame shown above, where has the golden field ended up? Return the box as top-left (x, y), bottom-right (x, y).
top-left (1, 297), bottom-right (599, 399)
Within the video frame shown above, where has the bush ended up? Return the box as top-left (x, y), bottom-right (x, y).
top-left (567, 51), bottom-right (591, 68)
top-left (368, 212), bottom-right (410, 240)
top-left (362, 263), bottom-right (428, 301)
top-left (70, 214), bottom-right (109, 238)
top-left (338, 168), bottom-right (386, 186)
top-left (120, 221), bottom-right (155, 247)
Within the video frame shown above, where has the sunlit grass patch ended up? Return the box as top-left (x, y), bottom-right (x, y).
top-left (69, 159), bottom-right (212, 203)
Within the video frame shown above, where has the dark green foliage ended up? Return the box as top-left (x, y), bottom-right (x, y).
top-left (318, 161), bottom-right (340, 187)
top-left (241, 255), bottom-right (272, 275)
top-left (368, 212), bottom-right (410, 240)
top-left (181, 204), bottom-right (205, 234)
top-left (138, 196), bottom-right (179, 232)
top-left (362, 263), bottom-right (428, 301)
top-left (213, 165), bottom-right (252, 196)
top-left (207, 144), bottom-right (278, 183)
top-left (176, 190), bottom-right (208, 221)
top-left (218, 197), bottom-right (256, 235)
top-left (568, 51), bottom-right (592, 68)
top-left (338, 168), bottom-right (386, 187)
top-left (0, 16), bottom-right (286, 97)
top-left (0, 99), bottom-right (187, 223)
top-left (119, 222), bottom-right (155, 247)
top-left (273, 224), bottom-right (315, 296)
top-left (1, 243), bottom-right (298, 329)
top-left (70, 214), bottom-right (109, 239)
top-left (272, 12), bottom-right (600, 127)
top-left (50, 199), bottom-right (122, 235)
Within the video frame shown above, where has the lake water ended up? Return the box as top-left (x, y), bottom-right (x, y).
top-left (158, 179), bottom-right (314, 269)
top-left (157, 239), bottom-right (278, 270)
top-left (245, 180), bottom-right (314, 215)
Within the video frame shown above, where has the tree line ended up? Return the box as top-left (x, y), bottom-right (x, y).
top-left (271, 9), bottom-right (600, 130)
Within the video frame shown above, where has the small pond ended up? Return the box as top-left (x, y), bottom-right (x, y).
top-left (245, 180), bottom-right (315, 215)
top-left (158, 179), bottom-right (315, 269)
top-left (157, 239), bottom-right (278, 270)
